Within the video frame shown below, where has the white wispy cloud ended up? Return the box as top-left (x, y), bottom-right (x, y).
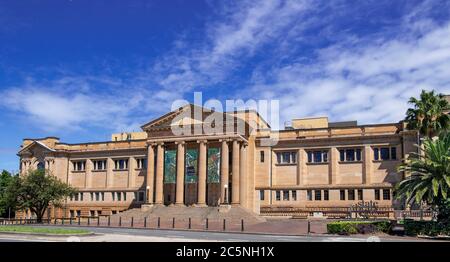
top-left (243, 1), bottom-right (450, 128)
top-left (2, 0), bottom-right (450, 133)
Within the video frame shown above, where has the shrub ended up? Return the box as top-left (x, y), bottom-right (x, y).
top-left (327, 221), bottom-right (392, 235)
top-left (404, 220), bottom-right (450, 236)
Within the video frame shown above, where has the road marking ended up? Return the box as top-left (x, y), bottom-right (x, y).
top-left (167, 235), bottom-right (185, 238)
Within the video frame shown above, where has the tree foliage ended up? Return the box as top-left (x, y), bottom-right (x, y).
top-left (0, 170), bottom-right (14, 217)
top-left (405, 90), bottom-right (450, 138)
top-left (396, 132), bottom-right (450, 223)
top-left (4, 169), bottom-right (76, 222)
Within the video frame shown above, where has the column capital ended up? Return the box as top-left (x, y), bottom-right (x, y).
top-left (219, 138), bottom-right (231, 142)
top-left (147, 141), bottom-right (158, 147)
top-left (196, 139), bottom-right (208, 144)
top-left (175, 141), bottom-right (186, 145)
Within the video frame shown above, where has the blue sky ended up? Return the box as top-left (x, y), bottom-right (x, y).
top-left (1, 0), bottom-right (450, 172)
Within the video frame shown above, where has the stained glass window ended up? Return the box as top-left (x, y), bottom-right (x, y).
top-left (207, 147), bottom-right (221, 183)
top-left (164, 149), bottom-right (176, 183)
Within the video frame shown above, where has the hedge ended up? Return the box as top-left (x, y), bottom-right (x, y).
top-left (327, 221), bottom-right (392, 235)
top-left (404, 220), bottom-right (450, 236)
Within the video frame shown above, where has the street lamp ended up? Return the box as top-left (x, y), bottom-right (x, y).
top-left (224, 184), bottom-right (228, 204)
top-left (146, 186), bottom-right (150, 203)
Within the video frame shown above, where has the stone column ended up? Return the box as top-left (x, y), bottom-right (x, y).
top-left (86, 159), bottom-right (92, 188)
top-left (155, 143), bottom-right (164, 205)
top-left (232, 140), bottom-right (240, 205)
top-left (146, 144), bottom-right (155, 204)
top-left (239, 143), bottom-right (247, 207)
top-left (175, 141), bottom-right (185, 205)
top-left (363, 145), bottom-right (373, 184)
top-left (197, 140), bottom-right (207, 206)
top-left (106, 158), bottom-right (114, 188)
top-left (128, 156), bottom-right (135, 188)
top-left (297, 149), bottom-right (307, 185)
top-left (220, 139), bottom-right (229, 204)
top-left (329, 147), bottom-right (339, 184)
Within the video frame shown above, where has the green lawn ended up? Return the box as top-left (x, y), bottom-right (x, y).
top-left (0, 225), bottom-right (91, 235)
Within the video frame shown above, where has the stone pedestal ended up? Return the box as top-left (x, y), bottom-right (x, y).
top-left (218, 205), bottom-right (231, 213)
top-left (141, 204), bottom-right (154, 212)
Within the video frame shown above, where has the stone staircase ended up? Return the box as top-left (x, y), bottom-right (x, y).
top-left (112, 205), bottom-right (265, 224)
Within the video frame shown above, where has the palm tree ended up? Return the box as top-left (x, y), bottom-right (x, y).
top-left (405, 90), bottom-right (450, 138)
top-left (396, 132), bottom-right (450, 223)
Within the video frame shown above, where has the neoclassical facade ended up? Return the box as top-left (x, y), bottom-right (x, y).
top-left (17, 104), bottom-right (417, 218)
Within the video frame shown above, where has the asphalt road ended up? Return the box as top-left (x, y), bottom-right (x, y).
top-left (0, 225), bottom-right (422, 242)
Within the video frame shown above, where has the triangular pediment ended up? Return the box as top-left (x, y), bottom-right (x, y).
top-left (18, 141), bottom-right (55, 156)
top-left (141, 104), bottom-right (220, 130)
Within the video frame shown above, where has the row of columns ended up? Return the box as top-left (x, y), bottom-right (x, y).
top-left (146, 139), bottom-right (247, 206)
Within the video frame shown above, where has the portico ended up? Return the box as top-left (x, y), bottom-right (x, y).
top-left (145, 136), bottom-right (248, 207)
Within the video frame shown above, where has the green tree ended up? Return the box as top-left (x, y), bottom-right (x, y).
top-left (0, 170), bottom-right (14, 217)
top-left (405, 90), bottom-right (450, 138)
top-left (4, 169), bottom-right (76, 222)
top-left (396, 132), bottom-right (450, 224)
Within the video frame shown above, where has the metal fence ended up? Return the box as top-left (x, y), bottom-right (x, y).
top-left (0, 216), bottom-right (249, 232)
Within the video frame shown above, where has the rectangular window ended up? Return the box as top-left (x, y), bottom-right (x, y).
top-left (373, 148), bottom-right (379, 160)
top-left (276, 191), bottom-right (281, 201)
top-left (114, 159), bottom-right (129, 170)
top-left (90, 210), bottom-right (95, 217)
top-left (374, 146), bottom-right (397, 161)
top-left (76, 210), bottom-right (81, 217)
top-left (380, 148), bottom-right (390, 160)
top-left (90, 192), bottom-right (94, 201)
top-left (136, 158), bottom-right (147, 169)
top-left (74, 194), bottom-right (79, 201)
top-left (390, 147), bottom-right (397, 160)
top-left (95, 192), bottom-right (100, 201)
top-left (101, 192), bottom-right (104, 201)
top-left (324, 190), bottom-right (329, 201)
top-left (138, 191), bottom-right (145, 202)
top-left (283, 190), bottom-right (289, 201)
top-left (260, 190), bottom-right (265, 201)
top-left (339, 150), bottom-right (345, 161)
top-left (313, 151), bottom-right (322, 162)
top-left (348, 190), bottom-right (355, 200)
top-left (307, 190), bottom-right (312, 201)
top-left (315, 190), bottom-right (321, 201)
top-left (276, 152), bottom-right (297, 164)
top-left (356, 149), bottom-right (361, 161)
top-left (340, 190), bottom-right (346, 200)
top-left (123, 192), bottom-right (127, 201)
top-left (358, 189), bottom-right (363, 200)
top-left (260, 151), bottom-right (265, 163)
top-left (79, 193), bottom-right (83, 201)
top-left (383, 189), bottom-right (391, 200)
top-left (340, 149), bottom-right (362, 162)
top-left (117, 192), bottom-right (121, 201)
top-left (346, 149), bottom-right (355, 161)
top-left (93, 160), bottom-right (107, 171)
top-left (73, 161), bottom-right (86, 171)
top-left (112, 192), bottom-right (115, 201)
top-left (307, 150), bottom-right (329, 163)
top-left (292, 190), bottom-right (297, 201)
top-left (375, 189), bottom-right (380, 200)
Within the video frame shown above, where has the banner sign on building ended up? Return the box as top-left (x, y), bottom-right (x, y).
top-left (207, 147), bottom-right (220, 183)
top-left (185, 148), bottom-right (198, 183)
top-left (164, 149), bottom-right (176, 183)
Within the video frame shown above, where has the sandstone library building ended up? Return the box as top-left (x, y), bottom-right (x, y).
top-left (17, 104), bottom-right (418, 218)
